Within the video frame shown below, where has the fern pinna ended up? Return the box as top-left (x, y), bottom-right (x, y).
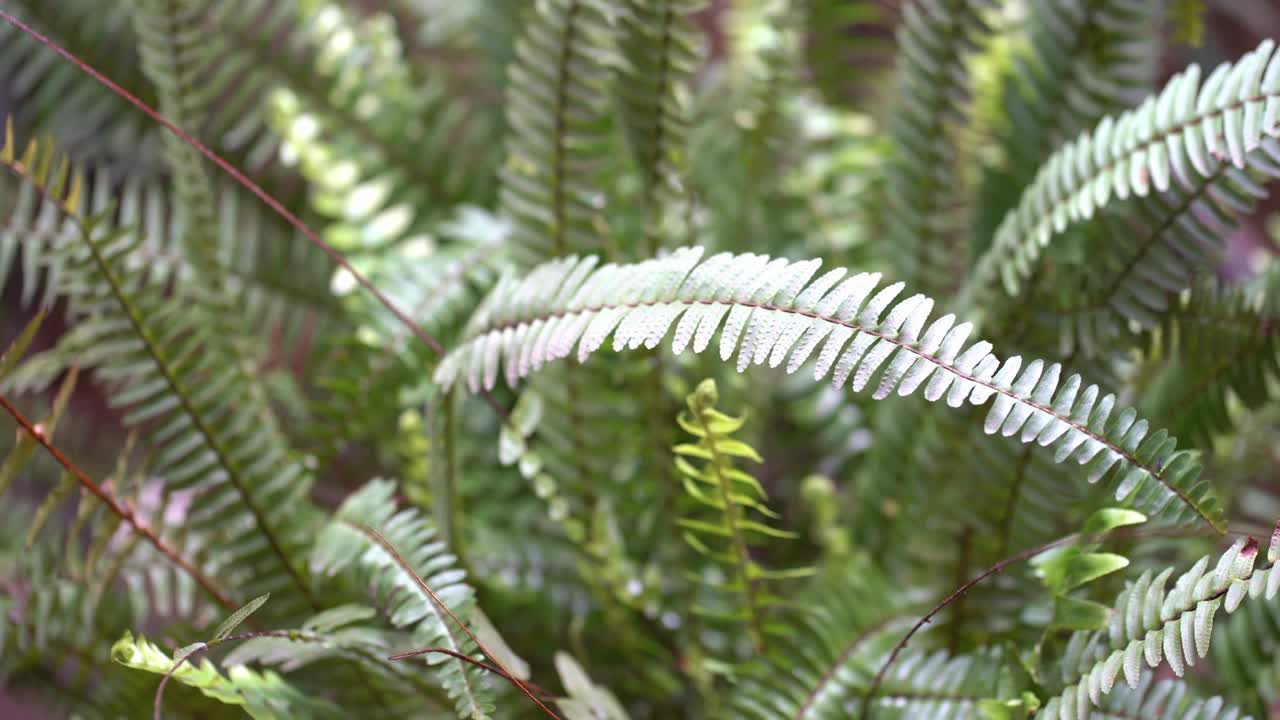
top-left (4, 1), bottom-right (1280, 719)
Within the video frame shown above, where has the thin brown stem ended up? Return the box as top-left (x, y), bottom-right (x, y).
top-left (0, 393), bottom-right (240, 615)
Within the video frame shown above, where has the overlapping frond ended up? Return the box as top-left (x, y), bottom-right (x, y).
top-left (0, 0), bottom-right (163, 171)
top-left (436, 248), bottom-right (1225, 531)
top-left (500, 0), bottom-right (619, 265)
top-left (270, 2), bottom-right (496, 256)
top-left (978, 39), bottom-right (1280, 302)
top-left (729, 561), bottom-right (917, 720)
top-left (1095, 676), bottom-right (1251, 720)
top-left (1002, 0), bottom-right (1159, 179)
top-left (310, 480), bottom-right (495, 719)
top-left (1041, 536), bottom-right (1277, 718)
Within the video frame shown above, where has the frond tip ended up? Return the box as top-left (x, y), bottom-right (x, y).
top-left (436, 248), bottom-right (1225, 532)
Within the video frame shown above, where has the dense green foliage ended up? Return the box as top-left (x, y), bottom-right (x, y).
top-left (2, 1), bottom-right (1280, 718)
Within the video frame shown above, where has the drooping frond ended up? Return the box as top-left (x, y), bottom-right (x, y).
top-left (435, 248), bottom-right (1226, 531)
top-left (1, 126), bottom-right (320, 613)
top-left (310, 479), bottom-right (495, 719)
top-left (111, 631), bottom-right (343, 719)
top-left (881, 0), bottom-right (998, 294)
top-left (500, 0), bottom-right (619, 265)
top-left (977, 39), bottom-right (1280, 302)
top-left (1040, 536), bottom-right (1277, 718)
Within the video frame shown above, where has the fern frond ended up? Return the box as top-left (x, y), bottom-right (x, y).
top-left (1, 126), bottom-right (319, 613)
top-left (1138, 271), bottom-right (1280, 446)
top-left (0, 0), bottom-right (163, 171)
top-left (729, 560), bottom-right (918, 719)
top-left (977, 38), bottom-right (1280, 302)
top-left (310, 479), bottom-right (495, 718)
top-left (676, 378), bottom-right (805, 655)
top-left (1095, 675), bottom-right (1250, 720)
top-left (882, 0), bottom-right (998, 295)
top-left (1041, 536), bottom-right (1277, 718)
top-left (616, 0), bottom-right (702, 252)
top-left (1002, 0), bottom-right (1159, 179)
top-left (111, 630), bottom-right (343, 719)
top-left (436, 248), bottom-right (1225, 531)
top-left (500, 0), bottom-right (619, 265)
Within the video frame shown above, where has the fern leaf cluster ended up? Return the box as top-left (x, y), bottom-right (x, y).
top-left (7, 2), bottom-right (1280, 718)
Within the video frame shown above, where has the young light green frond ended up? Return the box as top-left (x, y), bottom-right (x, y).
top-left (311, 480), bottom-right (495, 719)
top-left (500, 0), bottom-right (620, 265)
top-left (979, 38), bottom-right (1280, 300)
top-left (728, 562), bottom-right (918, 720)
top-left (676, 378), bottom-right (805, 656)
top-left (1041, 536), bottom-right (1276, 719)
top-left (111, 631), bottom-right (343, 719)
top-left (1213, 559), bottom-right (1280, 715)
top-left (882, 0), bottom-right (998, 295)
top-left (436, 248), bottom-right (1226, 532)
top-left (555, 652), bottom-right (631, 720)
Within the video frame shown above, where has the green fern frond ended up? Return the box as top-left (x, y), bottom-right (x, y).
top-left (0, 0), bottom-right (163, 171)
top-left (1041, 536), bottom-right (1276, 718)
top-left (1096, 676), bottom-right (1250, 720)
top-left (500, 0), bottom-right (620, 265)
top-left (1138, 270), bottom-right (1280, 446)
top-left (977, 38), bottom-right (1280, 303)
top-left (1, 126), bottom-right (319, 613)
top-left (1212, 564), bottom-right (1280, 714)
top-left (1001, 0), bottom-right (1160, 180)
top-left (882, 0), bottom-right (998, 294)
top-left (435, 247), bottom-right (1225, 531)
top-left (616, 0), bottom-right (702, 252)
top-left (310, 479), bottom-right (495, 719)
top-left (676, 378), bottom-right (806, 655)
top-left (729, 560), bottom-right (919, 719)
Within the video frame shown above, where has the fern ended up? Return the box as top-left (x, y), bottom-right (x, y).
top-left (436, 248), bottom-right (1224, 531)
top-left (1041, 536), bottom-right (1277, 718)
top-left (975, 38), bottom-right (1280, 303)
top-left (310, 479), bottom-right (495, 718)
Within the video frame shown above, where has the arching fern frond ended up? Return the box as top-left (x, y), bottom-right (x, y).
top-left (979, 38), bottom-right (1280, 300)
top-left (310, 479), bottom-right (495, 719)
top-left (436, 248), bottom-right (1225, 531)
top-left (1041, 536), bottom-right (1277, 718)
